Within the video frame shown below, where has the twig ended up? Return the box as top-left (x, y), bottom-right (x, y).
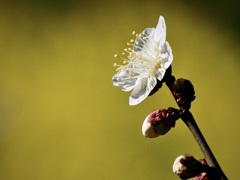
top-left (165, 74), bottom-right (228, 180)
top-left (180, 110), bottom-right (228, 180)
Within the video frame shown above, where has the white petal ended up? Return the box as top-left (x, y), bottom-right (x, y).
top-left (133, 28), bottom-right (155, 53)
top-left (129, 78), bottom-right (147, 105)
top-left (129, 77), bottom-right (157, 105)
top-left (112, 69), bottom-right (138, 91)
top-left (144, 28), bottom-right (155, 38)
top-left (154, 16), bottom-right (166, 45)
top-left (160, 42), bottom-right (173, 69)
top-left (147, 76), bottom-right (157, 90)
top-left (155, 68), bottom-right (166, 81)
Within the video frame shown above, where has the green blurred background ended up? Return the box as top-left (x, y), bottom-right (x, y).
top-left (0, 0), bottom-right (239, 179)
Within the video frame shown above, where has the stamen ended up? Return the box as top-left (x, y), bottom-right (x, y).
top-left (124, 48), bottom-right (132, 54)
top-left (113, 28), bottom-right (163, 78)
top-left (133, 31), bottom-right (158, 59)
top-left (114, 53), bottom-right (129, 61)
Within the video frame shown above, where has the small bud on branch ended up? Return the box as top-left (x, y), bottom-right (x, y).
top-left (173, 154), bottom-right (210, 179)
top-left (142, 107), bottom-right (180, 138)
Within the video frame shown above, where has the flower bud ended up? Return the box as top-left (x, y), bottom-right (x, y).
top-left (142, 108), bottom-right (179, 138)
top-left (173, 154), bottom-right (208, 179)
top-left (194, 172), bottom-right (212, 180)
top-left (171, 78), bottom-right (195, 110)
top-left (194, 160), bottom-right (221, 180)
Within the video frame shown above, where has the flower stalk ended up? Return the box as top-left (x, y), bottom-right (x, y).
top-left (181, 111), bottom-right (227, 180)
top-left (165, 75), bottom-right (228, 180)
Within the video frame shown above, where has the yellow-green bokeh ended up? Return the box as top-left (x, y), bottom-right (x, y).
top-left (0, 0), bottom-right (239, 179)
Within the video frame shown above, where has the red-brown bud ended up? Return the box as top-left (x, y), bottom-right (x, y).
top-left (170, 78), bottom-right (195, 110)
top-left (142, 107), bottom-right (179, 138)
top-left (173, 155), bottom-right (210, 179)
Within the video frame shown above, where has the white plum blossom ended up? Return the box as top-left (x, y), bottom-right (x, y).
top-left (112, 16), bottom-right (173, 105)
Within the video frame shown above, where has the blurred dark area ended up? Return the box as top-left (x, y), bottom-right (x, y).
top-left (3, 0), bottom-right (237, 37)
top-left (185, 0), bottom-right (240, 35)
top-left (28, 0), bottom-right (240, 34)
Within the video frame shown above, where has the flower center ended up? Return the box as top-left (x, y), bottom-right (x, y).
top-left (151, 61), bottom-right (161, 76)
top-left (113, 30), bottom-right (162, 80)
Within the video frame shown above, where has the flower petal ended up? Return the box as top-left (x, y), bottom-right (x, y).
top-left (112, 68), bottom-right (138, 91)
top-left (133, 28), bottom-right (155, 53)
top-left (129, 77), bottom-right (157, 105)
top-left (155, 68), bottom-right (166, 81)
top-left (159, 42), bottom-right (173, 69)
top-left (154, 16), bottom-right (166, 46)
